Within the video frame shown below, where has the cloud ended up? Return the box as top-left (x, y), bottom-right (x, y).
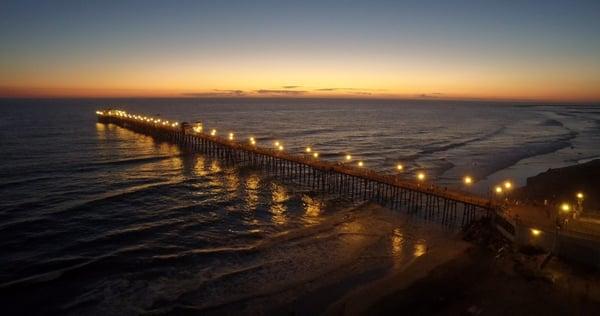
top-left (418, 92), bottom-right (445, 98)
top-left (182, 89), bottom-right (245, 97)
top-left (282, 85), bottom-right (301, 89)
top-left (255, 89), bottom-right (307, 95)
top-left (314, 87), bottom-right (387, 92)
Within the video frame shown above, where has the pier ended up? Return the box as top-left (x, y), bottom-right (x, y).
top-left (97, 109), bottom-right (500, 228)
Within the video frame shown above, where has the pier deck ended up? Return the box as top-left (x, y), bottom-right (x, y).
top-left (97, 109), bottom-right (501, 228)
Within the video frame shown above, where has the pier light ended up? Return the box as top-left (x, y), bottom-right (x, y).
top-left (306, 147), bottom-right (312, 153)
top-left (417, 172), bottom-right (425, 181)
top-left (210, 129), bottom-right (217, 136)
top-left (229, 132), bottom-right (234, 141)
top-left (396, 164), bottom-right (404, 171)
top-left (249, 137), bottom-right (256, 145)
top-left (560, 203), bottom-right (571, 213)
top-left (495, 186), bottom-right (503, 194)
top-left (313, 152), bottom-right (319, 158)
top-left (503, 181), bottom-right (512, 190)
top-left (576, 192), bottom-right (584, 200)
top-left (463, 176), bottom-right (473, 185)
top-left (274, 141), bottom-right (280, 147)
top-left (278, 145), bottom-right (284, 151)
top-left (346, 154), bottom-right (352, 161)
top-left (530, 228), bottom-right (542, 237)
top-left (193, 124), bottom-right (203, 133)
top-left (358, 161), bottom-right (364, 167)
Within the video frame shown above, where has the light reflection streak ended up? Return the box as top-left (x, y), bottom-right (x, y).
top-left (245, 174), bottom-right (260, 211)
top-left (391, 228), bottom-right (404, 256)
top-left (270, 183), bottom-right (289, 225)
top-left (414, 240), bottom-right (427, 257)
top-left (301, 194), bottom-right (323, 225)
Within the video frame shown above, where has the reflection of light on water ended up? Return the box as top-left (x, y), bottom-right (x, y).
top-left (270, 183), bottom-right (289, 225)
top-left (391, 228), bottom-right (404, 255)
top-left (245, 174), bottom-right (260, 211)
top-left (210, 161), bottom-right (221, 173)
top-left (225, 171), bottom-right (240, 199)
top-left (414, 241), bottom-right (427, 257)
top-left (194, 156), bottom-right (207, 176)
top-left (302, 195), bottom-right (322, 225)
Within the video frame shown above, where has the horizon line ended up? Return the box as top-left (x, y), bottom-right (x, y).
top-left (1, 94), bottom-right (598, 106)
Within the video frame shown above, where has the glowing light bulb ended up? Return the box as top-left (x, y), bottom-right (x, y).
top-left (495, 186), bottom-right (503, 194)
top-left (346, 154), bottom-right (352, 161)
top-left (313, 152), bottom-right (319, 158)
top-left (278, 145), bottom-right (284, 151)
top-left (211, 129), bottom-right (217, 136)
top-left (417, 172), bottom-right (425, 181)
top-left (229, 132), bottom-right (234, 140)
top-left (577, 192), bottom-right (584, 199)
top-left (397, 164), bottom-right (404, 171)
top-left (464, 176), bottom-right (473, 185)
top-left (306, 147), bottom-right (312, 153)
top-left (358, 161), bottom-right (364, 167)
top-left (504, 181), bottom-right (512, 189)
top-left (561, 203), bottom-right (571, 212)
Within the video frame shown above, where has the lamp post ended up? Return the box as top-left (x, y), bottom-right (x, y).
top-left (576, 192), bottom-right (584, 215)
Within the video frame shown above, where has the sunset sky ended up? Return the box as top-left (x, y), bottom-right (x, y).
top-left (1, 0), bottom-right (599, 102)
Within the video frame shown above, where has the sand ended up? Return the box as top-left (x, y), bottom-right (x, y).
top-left (351, 220), bottom-right (600, 316)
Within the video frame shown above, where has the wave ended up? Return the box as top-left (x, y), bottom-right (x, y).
top-left (419, 126), bottom-right (506, 156)
top-left (458, 130), bottom-right (579, 180)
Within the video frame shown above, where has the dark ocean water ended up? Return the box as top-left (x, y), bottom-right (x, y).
top-left (1, 98), bottom-right (599, 314)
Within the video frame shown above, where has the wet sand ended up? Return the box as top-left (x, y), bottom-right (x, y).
top-left (359, 220), bottom-right (600, 316)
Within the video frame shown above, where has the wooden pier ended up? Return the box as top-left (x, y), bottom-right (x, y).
top-left (97, 109), bottom-right (500, 228)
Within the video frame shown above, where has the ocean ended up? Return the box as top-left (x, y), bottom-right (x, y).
top-left (1, 98), bottom-right (599, 314)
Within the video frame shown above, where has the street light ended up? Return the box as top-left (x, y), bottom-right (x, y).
top-left (464, 176), bottom-right (473, 185)
top-left (576, 192), bottom-right (584, 200)
top-left (504, 181), bottom-right (512, 189)
top-left (313, 152), bottom-right (319, 158)
top-left (305, 147), bottom-right (312, 153)
top-left (417, 172), bottom-right (425, 181)
top-left (530, 228), bottom-right (542, 236)
top-left (358, 161), bottom-right (364, 167)
top-left (278, 145), bottom-right (284, 151)
top-left (210, 129), bottom-right (217, 136)
top-left (345, 154), bottom-right (352, 161)
top-left (495, 186), bottom-right (503, 194)
top-left (249, 137), bottom-right (256, 145)
top-left (228, 132), bottom-right (234, 141)
top-left (560, 203), bottom-right (571, 213)
top-left (396, 164), bottom-right (404, 171)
